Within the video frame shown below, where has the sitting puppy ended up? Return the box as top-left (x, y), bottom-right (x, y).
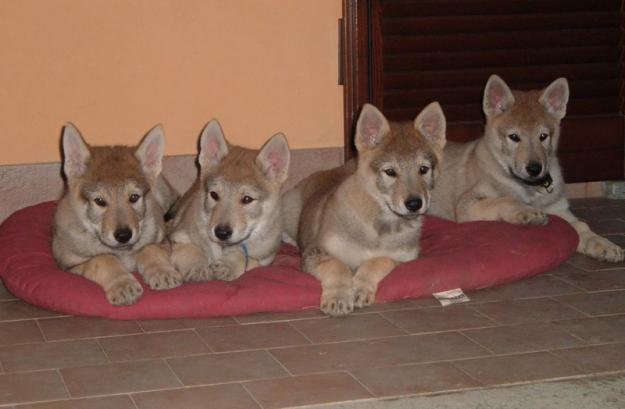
top-left (283, 103), bottom-right (447, 316)
top-left (53, 124), bottom-right (182, 305)
top-left (430, 75), bottom-right (624, 262)
top-left (168, 120), bottom-right (290, 281)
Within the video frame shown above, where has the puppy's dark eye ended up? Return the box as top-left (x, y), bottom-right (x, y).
top-left (241, 196), bottom-right (254, 205)
top-left (209, 191), bottom-right (220, 201)
top-left (539, 132), bottom-right (549, 141)
top-left (94, 197), bottom-right (107, 207)
top-left (419, 166), bottom-right (430, 175)
top-left (508, 133), bottom-right (521, 143)
top-left (384, 168), bottom-right (397, 177)
top-left (129, 194), bottom-right (141, 203)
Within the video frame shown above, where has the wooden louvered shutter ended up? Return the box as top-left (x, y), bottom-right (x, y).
top-left (343, 0), bottom-right (625, 183)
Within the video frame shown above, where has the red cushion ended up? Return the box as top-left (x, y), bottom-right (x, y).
top-left (0, 202), bottom-right (578, 319)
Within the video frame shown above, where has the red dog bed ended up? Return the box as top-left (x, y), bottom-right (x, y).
top-left (0, 202), bottom-right (578, 319)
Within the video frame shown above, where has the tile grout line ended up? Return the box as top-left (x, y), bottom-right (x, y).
top-left (56, 368), bottom-right (72, 399)
top-left (466, 304), bottom-right (500, 327)
top-left (94, 338), bottom-right (113, 364)
top-left (240, 382), bottom-right (266, 409)
top-left (267, 349), bottom-right (295, 377)
top-left (375, 311), bottom-right (411, 335)
top-left (161, 358), bottom-right (185, 387)
top-left (449, 360), bottom-right (486, 387)
top-left (345, 369), bottom-right (376, 397)
top-left (128, 393), bottom-right (141, 409)
top-left (284, 321), bottom-right (316, 345)
top-left (457, 330), bottom-right (497, 355)
top-left (547, 295), bottom-right (593, 318)
top-left (33, 319), bottom-right (48, 343)
top-left (192, 328), bottom-right (215, 353)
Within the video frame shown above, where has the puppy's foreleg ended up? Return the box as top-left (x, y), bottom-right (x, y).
top-left (546, 200), bottom-right (624, 262)
top-left (71, 255), bottom-right (143, 305)
top-left (457, 194), bottom-right (547, 225)
top-left (353, 257), bottom-right (398, 308)
top-left (302, 247), bottom-right (354, 317)
top-left (135, 244), bottom-right (183, 290)
top-left (171, 242), bottom-right (214, 282)
top-left (213, 246), bottom-right (261, 281)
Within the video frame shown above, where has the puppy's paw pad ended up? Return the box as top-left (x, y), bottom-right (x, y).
top-left (582, 236), bottom-right (625, 263)
top-left (353, 287), bottom-right (376, 309)
top-left (106, 277), bottom-right (143, 306)
top-left (321, 288), bottom-right (354, 317)
top-left (514, 207), bottom-right (548, 225)
top-left (146, 269), bottom-right (183, 290)
top-left (185, 264), bottom-right (213, 282)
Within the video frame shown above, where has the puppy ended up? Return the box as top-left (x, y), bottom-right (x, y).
top-left (168, 120), bottom-right (290, 281)
top-left (283, 103), bottom-right (447, 316)
top-left (430, 75), bottom-right (624, 262)
top-left (53, 124), bottom-right (181, 305)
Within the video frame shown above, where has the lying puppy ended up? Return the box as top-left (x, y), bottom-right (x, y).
top-left (168, 120), bottom-right (290, 281)
top-left (53, 124), bottom-right (181, 305)
top-left (283, 103), bottom-right (447, 316)
top-left (430, 75), bottom-right (624, 262)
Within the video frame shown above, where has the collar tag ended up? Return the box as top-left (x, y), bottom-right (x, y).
top-left (541, 174), bottom-right (554, 193)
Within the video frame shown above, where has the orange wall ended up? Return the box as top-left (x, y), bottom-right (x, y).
top-left (0, 0), bottom-right (343, 165)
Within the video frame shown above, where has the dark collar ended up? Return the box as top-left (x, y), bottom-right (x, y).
top-left (510, 170), bottom-right (554, 192)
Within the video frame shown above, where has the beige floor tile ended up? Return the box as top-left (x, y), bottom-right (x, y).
top-left (138, 317), bottom-right (238, 332)
top-left (351, 362), bottom-right (480, 397)
top-left (454, 352), bottom-right (582, 385)
top-left (167, 350), bottom-right (287, 385)
top-left (15, 395), bottom-right (135, 409)
top-left (38, 317), bottom-right (142, 341)
top-left (290, 314), bottom-right (404, 343)
top-left (0, 370), bottom-right (67, 405)
top-left (0, 321), bottom-right (43, 346)
top-left (245, 372), bottom-right (371, 409)
top-left (61, 360), bottom-right (180, 397)
top-left (133, 384), bottom-right (260, 409)
top-left (0, 340), bottom-right (107, 372)
top-left (98, 330), bottom-right (208, 361)
top-left (382, 306), bottom-right (495, 334)
top-left (197, 322), bottom-right (310, 352)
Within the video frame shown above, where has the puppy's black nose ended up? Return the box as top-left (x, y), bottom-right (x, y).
top-left (214, 225), bottom-right (233, 241)
top-left (114, 228), bottom-right (133, 244)
top-left (526, 162), bottom-right (542, 177)
top-left (404, 196), bottom-right (423, 213)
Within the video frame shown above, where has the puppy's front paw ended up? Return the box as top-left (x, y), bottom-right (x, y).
top-left (511, 207), bottom-right (548, 225)
top-left (211, 262), bottom-right (242, 281)
top-left (184, 263), bottom-right (214, 282)
top-left (106, 276), bottom-right (143, 305)
top-left (353, 279), bottom-right (376, 309)
top-left (579, 233), bottom-right (625, 262)
top-left (320, 286), bottom-right (354, 317)
top-left (144, 268), bottom-right (183, 290)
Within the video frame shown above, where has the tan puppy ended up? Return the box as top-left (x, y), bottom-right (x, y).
top-left (53, 124), bottom-right (181, 305)
top-left (283, 103), bottom-right (447, 316)
top-left (430, 75), bottom-right (624, 262)
top-left (168, 120), bottom-right (290, 282)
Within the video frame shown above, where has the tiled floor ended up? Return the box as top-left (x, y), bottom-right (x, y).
top-left (1, 198), bottom-right (625, 408)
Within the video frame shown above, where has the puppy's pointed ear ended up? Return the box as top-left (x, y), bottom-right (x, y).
top-left (256, 132), bottom-right (290, 184)
top-left (198, 119), bottom-right (228, 171)
top-left (135, 124), bottom-right (165, 178)
top-left (62, 122), bottom-right (91, 179)
top-left (414, 102), bottom-right (446, 151)
top-left (483, 74), bottom-right (515, 117)
top-left (540, 77), bottom-right (569, 120)
top-left (355, 103), bottom-right (390, 152)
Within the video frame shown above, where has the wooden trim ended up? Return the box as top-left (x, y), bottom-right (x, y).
top-left (342, 0), bottom-right (372, 159)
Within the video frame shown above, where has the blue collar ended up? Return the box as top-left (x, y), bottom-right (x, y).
top-left (240, 243), bottom-right (249, 272)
